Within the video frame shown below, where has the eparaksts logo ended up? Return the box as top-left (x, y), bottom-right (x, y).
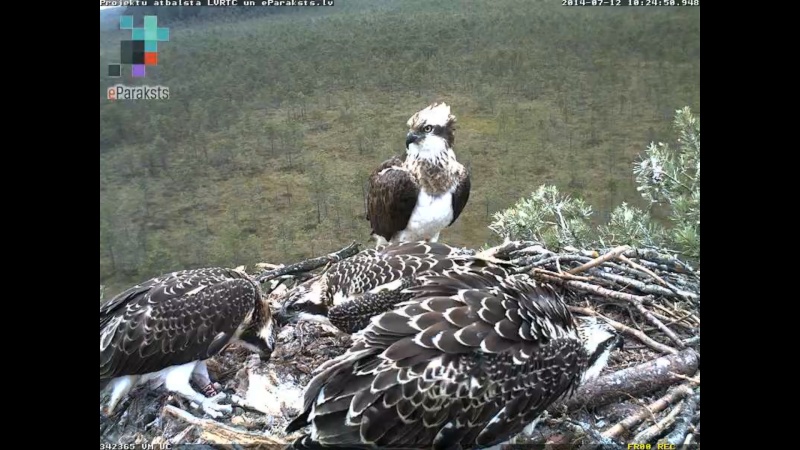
top-left (107, 84), bottom-right (170, 101)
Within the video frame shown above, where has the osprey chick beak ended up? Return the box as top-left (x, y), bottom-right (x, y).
top-left (613, 334), bottom-right (624, 351)
top-left (274, 309), bottom-right (289, 327)
top-left (275, 299), bottom-right (331, 328)
top-left (274, 277), bottom-right (333, 329)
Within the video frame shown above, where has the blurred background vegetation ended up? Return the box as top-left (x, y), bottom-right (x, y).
top-left (489, 106), bottom-right (699, 264)
top-left (99, 0), bottom-right (700, 297)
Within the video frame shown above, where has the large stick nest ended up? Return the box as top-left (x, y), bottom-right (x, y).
top-left (100, 241), bottom-right (700, 449)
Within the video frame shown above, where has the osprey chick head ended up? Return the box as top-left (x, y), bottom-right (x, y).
top-left (575, 316), bottom-right (624, 382)
top-left (231, 267), bottom-right (276, 358)
top-left (405, 102), bottom-right (457, 158)
top-left (274, 276), bottom-right (332, 328)
top-left (236, 305), bottom-right (277, 358)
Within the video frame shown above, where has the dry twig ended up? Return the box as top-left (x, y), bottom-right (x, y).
top-left (657, 310), bottom-right (696, 330)
top-left (620, 248), bottom-right (697, 277)
top-left (629, 300), bottom-right (686, 349)
top-left (618, 254), bottom-right (668, 286)
top-left (532, 268), bottom-right (593, 282)
top-left (534, 273), bottom-right (653, 305)
top-left (641, 309), bottom-right (694, 331)
top-left (632, 400), bottom-right (685, 443)
top-left (683, 336), bottom-right (700, 346)
top-left (569, 307), bottom-right (679, 355)
top-left (557, 419), bottom-right (625, 450)
top-left (162, 405), bottom-right (286, 446)
top-left (652, 303), bottom-right (699, 325)
top-left (601, 384), bottom-right (694, 439)
top-left (538, 261), bottom-right (687, 350)
top-left (587, 269), bottom-right (686, 299)
top-left (619, 254), bottom-right (697, 304)
top-left (167, 425), bottom-right (195, 446)
top-left (658, 392), bottom-right (700, 446)
top-left (669, 370), bottom-right (700, 385)
top-left (568, 245), bottom-right (630, 275)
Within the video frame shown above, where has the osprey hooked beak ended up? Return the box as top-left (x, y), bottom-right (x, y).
top-left (237, 317), bottom-right (277, 359)
top-left (576, 316), bottom-right (624, 382)
top-left (406, 131), bottom-right (423, 149)
top-left (237, 281), bottom-right (288, 359)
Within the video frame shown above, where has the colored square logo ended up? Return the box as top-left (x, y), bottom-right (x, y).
top-left (144, 16), bottom-right (158, 29)
top-left (115, 15), bottom-right (169, 79)
top-left (145, 52), bottom-right (158, 66)
top-left (108, 64), bottom-right (121, 77)
top-left (119, 15), bottom-right (133, 29)
top-left (120, 40), bottom-right (134, 64)
top-left (121, 40), bottom-right (145, 64)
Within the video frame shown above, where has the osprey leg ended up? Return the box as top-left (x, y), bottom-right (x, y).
top-left (165, 362), bottom-right (232, 419)
top-left (191, 360), bottom-right (219, 397)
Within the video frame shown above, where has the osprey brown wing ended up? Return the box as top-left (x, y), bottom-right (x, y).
top-left (366, 155), bottom-right (420, 242)
top-left (449, 166), bottom-right (471, 226)
top-left (99, 268), bottom-right (260, 380)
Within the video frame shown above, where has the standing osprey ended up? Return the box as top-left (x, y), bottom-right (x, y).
top-left (100, 267), bottom-right (276, 419)
top-left (284, 268), bottom-right (623, 450)
top-left (274, 241), bottom-right (508, 335)
top-left (366, 102), bottom-right (471, 246)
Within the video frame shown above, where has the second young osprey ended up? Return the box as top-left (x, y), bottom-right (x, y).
top-left (366, 102), bottom-right (471, 246)
top-left (274, 241), bottom-right (509, 335)
top-left (284, 268), bottom-right (623, 450)
top-left (100, 267), bottom-right (276, 419)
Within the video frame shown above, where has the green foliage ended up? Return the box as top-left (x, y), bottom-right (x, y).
top-left (632, 107), bottom-right (700, 260)
top-left (488, 186), bottom-right (594, 250)
top-left (490, 107), bottom-right (700, 264)
top-left (596, 202), bottom-right (666, 249)
top-left (99, 0), bottom-right (699, 294)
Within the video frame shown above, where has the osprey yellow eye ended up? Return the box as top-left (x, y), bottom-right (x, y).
top-left (423, 125), bottom-right (433, 133)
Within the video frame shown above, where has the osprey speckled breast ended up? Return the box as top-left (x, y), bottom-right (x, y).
top-left (366, 102), bottom-right (471, 247)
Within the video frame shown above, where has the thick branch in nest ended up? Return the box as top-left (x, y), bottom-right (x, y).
top-left (163, 405), bottom-right (286, 447)
top-left (552, 348), bottom-right (699, 412)
top-left (255, 241), bottom-right (360, 284)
